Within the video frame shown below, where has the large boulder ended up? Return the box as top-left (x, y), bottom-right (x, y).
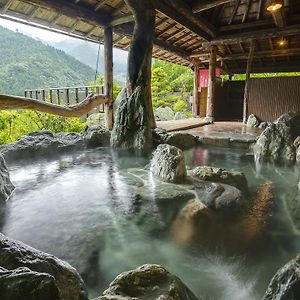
top-left (275, 111), bottom-right (300, 139)
top-left (0, 233), bottom-right (87, 300)
top-left (152, 129), bottom-right (198, 150)
top-left (155, 107), bottom-right (175, 121)
top-left (189, 166), bottom-right (248, 194)
top-left (174, 112), bottom-right (186, 120)
top-left (171, 201), bottom-right (216, 245)
top-left (150, 144), bottom-right (187, 183)
top-left (247, 114), bottom-right (260, 128)
top-left (152, 127), bottom-right (169, 146)
top-left (263, 253), bottom-right (300, 300)
top-left (0, 131), bottom-right (83, 160)
top-left (120, 169), bottom-right (194, 233)
top-left (165, 132), bottom-right (198, 150)
top-left (284, 182), bottom-right (300, 231)
top-left (294, 137), bottom-right (300, 162)
top-left (94, 264), bottom-right (199, 300)
top-left (0, 266), bottom-right (60, 300)
top-left (83, 125), bottom-right (110, 147)
top-left (0, 154), bottom-right (14, 203)
top-left (193, 179), bottom-right (246, 215)
top-left (254, 123), bottom-right (296, 164)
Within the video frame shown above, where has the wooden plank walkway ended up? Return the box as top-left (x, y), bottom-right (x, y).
top-left (157, 118), bottom-right (208, 132)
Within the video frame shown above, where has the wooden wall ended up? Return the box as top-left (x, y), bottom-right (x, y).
top-left (248, 77), bottom-right (300, 122)
top-left (214, 77), bottom-right (300, 122)
top-left (214, 80), bottom-right (244, 121)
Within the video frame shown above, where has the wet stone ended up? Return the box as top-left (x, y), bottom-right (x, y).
top-left (94, 264), bottom-right (200, 300)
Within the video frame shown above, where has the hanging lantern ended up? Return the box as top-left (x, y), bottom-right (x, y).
top-left (266, 0), bottom-right (283, 12)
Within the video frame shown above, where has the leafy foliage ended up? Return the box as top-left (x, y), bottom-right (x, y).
top-left (151, 60), bottom-right (193, 114)
top-left (0, 110), bottom-right (86, 144)
top-left (0, 26), bottom-right (95, 96)
top-left (88, 75), bottom-right (122, 101)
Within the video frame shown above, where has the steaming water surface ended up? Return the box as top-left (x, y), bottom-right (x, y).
top-left (2, 147), bottom-right (300, 299)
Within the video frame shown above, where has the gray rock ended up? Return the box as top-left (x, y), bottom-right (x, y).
top-left (0, 155), bottom-right (14, 203)
top-left (155, 107), bottom-right (175, 121)
top-left (204, 116), bottom-right (214, 124)
top-left (0, 233), bottom-right (87, 300)
top-left (259, 122), bottom-right (268, 129)
top-left (0, 266), bottom-right (60, 300)
top-left (114, 88), bottom-right (127, 112)
top-left (0, 131), bottom-right (83, 160)
top-left (86, 113), bottom-right (105, 126)
top-left (165, 132), bottom-right (198, 150)
top-left (275, 111), bottom-right (300, 139)
top-left (193, 179), bottom-right (246, 215)
top-left (150, 144), bottom-right (186, 183)
top-left (263, 253), bottom-right (300, 300)
top-left (294, 136), bottom-right (300, 148)
top-left (152, 129), bottom-right (198, 150)
top-left (94, 264), bottom-right (199, 300)
top-left (247, 114), bottom-right (260, 127)
top-left (285, 185), bottom-right (300, 231)
top-left (83, 125), bottom-right (111, 147)
top-left (297, 147), bottom-right (300, 162)
top-left (189, 166), bottom-right (248, 194)
top-left (152, 127), bottom-right (169, 146)
top-left (254, 123), bottom-right (296, 164)
top-left (174, 112), bottom-right (186, 120)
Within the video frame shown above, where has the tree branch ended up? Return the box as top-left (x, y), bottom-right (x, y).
top-left (0, 94), bottom-right (108, 118)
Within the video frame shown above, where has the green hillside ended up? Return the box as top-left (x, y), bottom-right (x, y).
top-left (0, 26), bottom-right (95, 96)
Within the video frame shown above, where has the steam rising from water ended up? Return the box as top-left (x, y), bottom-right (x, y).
top-left (186, 253), bottom-right (258, 300)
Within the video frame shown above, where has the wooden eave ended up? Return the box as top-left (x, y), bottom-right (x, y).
top-left (0, 0), bottom-right (300, 73)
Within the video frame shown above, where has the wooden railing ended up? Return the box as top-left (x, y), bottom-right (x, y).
top-left (24, 85), bottom-right (105, 113)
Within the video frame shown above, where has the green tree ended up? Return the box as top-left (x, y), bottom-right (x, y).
top-left (88, 75), bottom-right (122, 101)
top-left (151, 59), bottom-right (193, 115)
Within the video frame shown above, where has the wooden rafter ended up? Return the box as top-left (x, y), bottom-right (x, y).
top-left (192, 0), bottom-right (234, 13)
top-left (242, 0), bottom-right (251, 23)
top-left (153, 0), bottom-right (215, 40)
top-left (229, 0), bottom-right (241, 24)
top-left (202, 25), bottom-right (300, 46)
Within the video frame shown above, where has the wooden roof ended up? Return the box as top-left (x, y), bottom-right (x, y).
top-left (0, 0), bottom-right (300, 73)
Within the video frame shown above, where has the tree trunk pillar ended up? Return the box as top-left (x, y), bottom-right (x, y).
top-left (243, 40), bottom-right (254, 124)
top-left (206, 45), bottom-right (217, 120)
top-left (192, 59), bottom-right (200, 117)
top-left (104, 26), bottom-right (113, 130)
top-left (111, 0), bottom-right (156, 152)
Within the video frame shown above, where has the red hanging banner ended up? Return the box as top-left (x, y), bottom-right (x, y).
top-left (198, 68), bottom-right (221, 91)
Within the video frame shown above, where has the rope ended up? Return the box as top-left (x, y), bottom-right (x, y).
top-left (94, 41), bottom-right (101, 81)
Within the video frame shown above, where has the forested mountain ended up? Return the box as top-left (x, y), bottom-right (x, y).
top-left (0, 26), bottom-right (95, 96)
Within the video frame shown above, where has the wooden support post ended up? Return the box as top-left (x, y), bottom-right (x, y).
top-left (192, 59), bottom-right (200, 117)
top-left (104, 26), bottom-right (113, 130)
top-left (243, 40), bottom-right (254, 124)
top-left (206, 45), bottom-right (217, 120)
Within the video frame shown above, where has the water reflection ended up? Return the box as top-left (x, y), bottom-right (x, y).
top-left (2, 147), bottom-right (300, 299)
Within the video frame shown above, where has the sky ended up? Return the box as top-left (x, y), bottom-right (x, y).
top-left (0, 17), bottom-right (72, 44)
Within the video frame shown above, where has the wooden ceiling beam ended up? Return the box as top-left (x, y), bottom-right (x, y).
top-left (113, 24), bottom-right (191, 62)
top-left (94, 0), bottom-right (110, 11)
top-left (110, 14), bottom-right (134, 27)
top-left (153, 0), bottom-right (216, 40)
top-left (242, 0), bottom-right (251, 23)
top-left (192, 0), bottom-right (233, 13)
top-left (23, 0), bottom-right (111, 27)
top-left (0, 0), bottom-right (15, 13)
top-left (228, 0), bottom-right (241, 24)
top-left (202, 25), bottom-right (300, 47)
top-left (196, 48), bottom-right (300, 61)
